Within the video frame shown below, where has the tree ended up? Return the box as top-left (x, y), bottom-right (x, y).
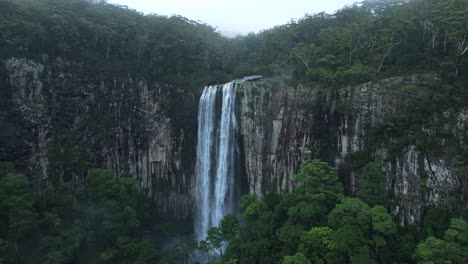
top-left (0, 173), bottom-right (36, 259)
top-left (277, 223), bottom-right (304, 256)
top-left (328, 198), bottom-right (372, 263)
top-left (334, 7), bottom-right (374, 65)
top-left (288, 160), bottom-right (344, 227)
top-left (357, 162), bottom-right (387, 207)
top-left (298, 226), bottom-right (335, 262)
top-left (370, 206), bottom-right (396, 259)
top-left (443, 218), bottom-right (468, 246)
top-left (434, 0), bottom-right (468, 77)
top-left (413, 237), bottom-right (457, 263)
top-left (328, 198), bottom-right (395, 263)
top-left (44, 182), bottom-right (76, 221)
top-left (290, 43), bottom-right (319, 72)
top-left (375, 15), bottom-right (409, 72)
top-left (134, 240), bottom-right (161, 264)
top-left (240, 194), bottom-right (264, 218)
top-left (87, 168), bottom-right (115, 203)
top-left (282, 253), bottom-right (311, 264)
top-left (200, 214), bottom-right (240, 257)
top-left (219, 215), bottom-right (241, 242)
top-left (173, 236), bottom-right (197, 264)
top-left (413, 218), bottom-right (468, 263)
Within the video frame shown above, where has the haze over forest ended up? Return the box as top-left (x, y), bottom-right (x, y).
top-left (107, 0), bottom-right (358, 36)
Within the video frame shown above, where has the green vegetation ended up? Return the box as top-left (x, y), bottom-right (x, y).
top-left (0, 0), bottom-right (237, 89)
top-left (7, 159), bottom-right (463, 263)
top-left (357, 162), bottom-right (387, 206)
top-left (198, 160), bottom-right (468, 264)
top-left (0, 0), bottom-right (467, 91)
top-left (414, 219), bottom-right (468, 263)
top-left (227, 0), bottom-right (468, 86)
top-left (0, 0), bottom-right (467, 263)
top-left (0, 164), bottom-right (189, 263)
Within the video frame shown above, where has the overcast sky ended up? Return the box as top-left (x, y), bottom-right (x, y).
top-left (107, 0), bottom-right (358, 36)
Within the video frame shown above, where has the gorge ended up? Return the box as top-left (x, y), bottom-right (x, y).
top-left (1, 0), bottom-right (467, 262)
top-left (1, 57), bottom-right (465, 225)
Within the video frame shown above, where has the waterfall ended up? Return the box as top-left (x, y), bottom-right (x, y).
top-left (195, 82), bottom-right (239, 241)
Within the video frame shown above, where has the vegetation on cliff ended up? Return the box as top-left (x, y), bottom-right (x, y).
top-left (2, 160), bottom-right (467, 263)
top-left (0, 0), bottom-right (467, 263)
top-left (198, 160), bottom-right (468, 264)
top-left (0, 164), bottom-right (186, 263)
top-left (0, 0), bottom-right (467, 89)
top-left (242, 0), bottom-right (468, 85)
top-left (0, 0), bottom-right (232, 88)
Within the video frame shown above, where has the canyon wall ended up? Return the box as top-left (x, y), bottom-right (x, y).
top-left (1, 56), bottom-right (465, 223)
top-left (0, 57), bottom-right (197, 218)
top-left (237, 75), bottom-right (466, 224)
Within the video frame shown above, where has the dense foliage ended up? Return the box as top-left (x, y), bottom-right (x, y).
top-left (236, 0), bottom-right (468, 86)
top-left (1, 0), bottom-right (467, 90)
top-left (0, 0), bottom-right (236, 89)
top-left (2, 160), bottom-right (467, 263)
top-left (199, 160), bottom-right (468, 264)
top-left (0, 0), bottom-right (467, 263)
top-left (0, 163), bottom-right (191, 263)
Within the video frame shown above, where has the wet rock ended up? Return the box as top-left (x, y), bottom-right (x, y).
top-left (237, 74), bottom-right (464, 224)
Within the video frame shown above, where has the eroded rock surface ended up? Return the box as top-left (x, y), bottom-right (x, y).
top-left (2, 56), bottom-right (465, 223)
top-left (1, 57), bottom-right (196, 218)
top-left (237, 75), bottom-right (465, 224)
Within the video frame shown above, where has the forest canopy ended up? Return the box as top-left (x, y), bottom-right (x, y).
top-left (0, 0), bottom-right (466, 90)
top-left (0, 0), bottom-right (467, 263)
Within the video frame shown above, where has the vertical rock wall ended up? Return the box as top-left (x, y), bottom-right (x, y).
top-left (0, 57), bottom-right (196, 218)
top-left (1, 58), bottom-right (51, 189)
top-left (237, 81), bottom-right (327, 195)
top-left (1, 56), bottom-right (465, 223)
top-left (237, 75), bottom-right (465, 224)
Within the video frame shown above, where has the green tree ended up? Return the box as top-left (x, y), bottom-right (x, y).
top-left (0, 172), bottom-right (36, 259)
top-left (239, 194), bottom-right (264, 218)
top-left (298, 226), bottom-right (335, 263)
top-left (413, 237), bottom-right (457, 263)
top-left (357, 162), bottom-right (387, 206)
top-left (277, 223), bottom-right (304, 256)
top-left (328, 198), bottom-right (395, 263)
top-left (328, 198), bottom-right (373, 263)
top-left (282, 252), bottom-right (311, 264)
top-left (443, 218), bottom-right (468, 246)
top-left (370, 205), bottom-right (396, 260)
top-left (288, 159), bottom-right (344, 227)
top-left (173, 236), bottom-right (197, 264)
top-left (414, 218), bottom-right (468, 263)
top-left (200, 214), bottom-right (240, 257)
top-left (290, 43), bottom-right (320, 72)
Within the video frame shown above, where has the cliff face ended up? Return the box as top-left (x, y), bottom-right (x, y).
top-left (0, 57), bottom-right (197, 218)
top-left (0, 61), bottom-right (17, 155)
top-left (1, 58), bottom-right (50, 188)
top-left (237, 75), bottom-right (466, 224)
top-left (2, 56), bottom-right (465, 223)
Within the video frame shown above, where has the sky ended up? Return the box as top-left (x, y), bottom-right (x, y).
top-left (107, 0), bottom-right (358, 36)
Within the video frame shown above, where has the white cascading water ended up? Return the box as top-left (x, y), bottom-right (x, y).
top-left (195, 82), bottom-right (239, 241)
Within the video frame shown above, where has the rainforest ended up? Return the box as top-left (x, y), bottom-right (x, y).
top-left (0, 0), bottom-right (467, 263)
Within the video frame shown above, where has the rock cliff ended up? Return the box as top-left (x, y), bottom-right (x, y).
top-left (1, 56), bottom-right (465, 223)
top-left (0, 57), bottom-right (197, 218)
top-left (237, 75), bottom-right (466, 224)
